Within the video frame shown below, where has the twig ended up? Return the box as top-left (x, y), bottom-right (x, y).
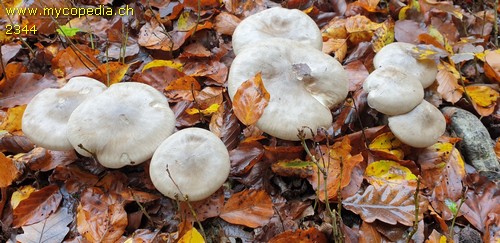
top-left (407, 177), bottom-right (421, 242)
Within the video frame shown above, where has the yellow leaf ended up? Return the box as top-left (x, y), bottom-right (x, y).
top-left (177, 11), bottom-right (197, 32)
top-left (369, 132), bottom-right (404, 160)
top-left (186, 103), bottom-right (220, 116)
top-left (365, 160), bottom-right (417, 187)
top-left (92, 62), bottom-right (130, 86)
top-left (233, 72), bottom-right (270, 126)
top-left (398, 0), bottom-right (420, 20)
top-left (372, 18), bottom-right (395, 53)
top-left (11, 185), bottom-right (36, 209)
top-left (178, 227), bottom-right (205, 243)
top-left (143, 60), bottom-right (183, 72)
top-left (465, 85), bottom-right (499, 117)
top-left (0, 105), bottom-right (26, 132)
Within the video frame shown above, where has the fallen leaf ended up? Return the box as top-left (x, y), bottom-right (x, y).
top-left (343, 184), bottom-right (428, 226)
top-left (271, 159), bottom-right (316, 178)
top-left (76, 187), bottom-right (127, 242)
top-left (178, 227), bottom-right (205, 243)
top-left (179, 188), bottom-right (224, 222)
top-left (51, 45), bottom-right (99, 79)
top-left (269, 227), bottom-right (327, 243)
top-left (16, 208), bottom-right (72, 243)
top-left (0, 105), bottom-right (26, 132)
top-left (461, 176), bottom-right (500, 232)
top-left (214, 12), bottom-right (241, 35)
top-left (11, 185), bottom-right (36, 209)
top-left (143, 60), bottom-right (183, 72)
top-left (232, 72), bottom-right (270, 126)
top-left (220, 189), bottom-right (274, 228)
top-left (0, 73), bottom-right (56, 108)
top-left (229, 141), bottom-right (264, 176)
top-left (165, 75), bottom-right (201, 102)
top-left (484, 49), bottom-right (500, 83)
top-left (0, 152), bottom-right (19, 187)
top-left (17, 147), bottom-right (77, 172)
top-left (464, 85), bottom-right (499, 117)
top-left (13, 185), bottom-right (62, 227)
top-left (372, 18), bottom-right (395, 53)
top-left (364, 160), bottom-right (418, 187)
top-left (436, 64), bottom-right (463, 104)
top-left (368, 132), bottom-right (405, 160)
top-left (0, 133), bottom-right (34, 154)
top-left (91, 62), bottom-right (130, 86)
top-left (358, 222), bottom-right (383, 243)
top-left (186, 103), bottom-right (220, 116)
top-left (50, 165), bottom-right (99, 193)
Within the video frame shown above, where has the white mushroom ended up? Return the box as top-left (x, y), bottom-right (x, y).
top-left (232, 7), bottom-right (323, 55)
top-left (373, 42), bottom-right (438, 88)
top-left (363, 66), bottom-right (424, 115)
top-left (149, 128), bottom-right (230, 201)
top-left (67, 82), bottom-right (175, 168)
top-left (228, 38), bottom-right (349, 141)
top-left (22, 77), bottom-right (106, 151)
top-left (388, 100), bottom-right (446, 148)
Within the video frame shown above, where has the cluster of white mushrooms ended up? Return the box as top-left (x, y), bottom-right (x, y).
top-left (364, 42), bottom-right (446, 148)
top-left (22, 77), bottom-right (229, 201)
top-left (228, 7), bottom-right (349, 140)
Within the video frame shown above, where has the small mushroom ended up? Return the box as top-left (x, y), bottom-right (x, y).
top-left (228, 39), bottom-right (349, 141)
top-left (388, 100), bottom-right (446, 148)
top-left (232, 7), bottom-right (323, 55)
top-left (22, 77), bottom-right (107, 151)
top-left (67, 82), bottom-right (175, 168)
top-left (363, 66), bottom-right (424, 115)
top-left (149, 128), bottom-right (230, 201)
top-left (373, 42), bottom-right (438, 88)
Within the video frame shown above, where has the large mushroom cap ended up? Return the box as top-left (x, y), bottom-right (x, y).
top-left (388, 100), bottom-right (446, 148)
top-left (149, 128), bottom-right (230, 201)
top-left (22, 77), bottom-right (106, 151)
top-left (67, 82), bottom-right (175, 168)
top-left (228, 39), bottom-right (348, 141)
top-left (232, 7), bottom-right (323, 55)
top-left (373, 42), bottom-right (438, 88)
top-left (363, 66), bottom-right (424, 115)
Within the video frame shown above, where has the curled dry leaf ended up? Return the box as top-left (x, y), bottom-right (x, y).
top-left (436, 65), bottom-right (463, 104)
top-left (368, 132), bottom-right (405, 161)
top-left (76, 187), bottom-right (127, 242)
top-left (484, 49), bottom-right (500, 83)
top-left (343, 184), bottom-right (428, 226)
top-left (464, 85), bottom-right (499, 117)
top-left (461, 176), bottom-right (500, 233)
top-left (268, 227), bottom-right (327, 243)
top-left (0, 105), bottom-right (25, 133)
top-left (214, 12), bottom-right (241, 36)
top-left (232, 72), bottom-right (270, 126)
top-left (12, 185), bottom-right (62, 228)
top-left (220, 189), bottom-right (274, 228)
top-left (0, 133), bottom-right (34, 154)
top-left (16, 208), bottom-right (72, 243)
top-left (91, 62), bottom-right (130, 86)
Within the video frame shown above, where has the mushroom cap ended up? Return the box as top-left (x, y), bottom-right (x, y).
top-left (232, 7), bottom-right (323, 55)
top-left (22, 77), bottom-right (106, 151)
top-left (373, 42), bottom-right (438, 88)
top-left (67, 82), bottom-right (175, 168)
top-left (363, 66), bottom-right (424, 115)
top-left (149, 128), bottom-right (230, 201)
top-left (228, 39), bottom-right (349, 141)
top-left (388, 100), bottom-right (446, 148)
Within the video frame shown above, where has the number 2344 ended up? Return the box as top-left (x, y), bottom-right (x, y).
top-left (5, 24), bottom-right (37, 35)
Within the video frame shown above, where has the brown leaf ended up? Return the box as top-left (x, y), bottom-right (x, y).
top-left (209, 101), bottom-right (241, 150)
top-left (460, 175), bottom-right (500, 232)
top-left (394, 20), bottom-right (426, 44)
top-left (90, 62), bottom-right (130, 86)
top-left (51, 45), bottom-right (99, 79)
top-left (344, 60), bottom-right (369, 91)
top-left (0, 133), bottom-right (34, 154)
top-left (322, 38), bottom-right (348, 62)
top-left (50, 165), bottom-right (99, 194)
top-left (183, 0), bottom-right (220, 10)
top-left (183, 60), bottom-right (228, 85)
top-left (269, 227), bottom-right (328, 243)
top-left (343, 184), bottom-right (428, 226)
top-left (179, 188), bottom-right (224, 222)
top-left (180, 42), bottom-right (212, 58)
top-left (232, 72), bottom-right (270, 125)
top-left (214, 12), bottom-right (241, 36)
top-left (229, 141), bottom-right (264, 176)
top-left (220, 189), bottom-right (274, 228)
top-left (0, 152), bottom-right (19, 187)
top-left (359, 222), bottom-right (383, 243)
top-left (271, 159), bottom-right (315, 178)
top-left (165, 75), bottom-right (201, 102)
top-left (25, 0), bottom-right (71, 35)
top-left (76, 187), bottom-right (127, 242)
top-left (484, 50), bottom-right (500, 83)
top-left (13, 185), bottom-right (62, 227)
top-left (0, 73), bottom-right (56, 108)
top-left (436, 67), bottom-right (463, 104)
top-left (133, 66), bottom-right (185, 92)
top-left (19, 147), bottom-right (77, 172)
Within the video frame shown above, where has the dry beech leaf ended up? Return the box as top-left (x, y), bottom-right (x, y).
top-left (436, 66), bottom-right (463, 104)
top-left (179, 188), bottom-right (224, 222)
top-left (16, 208), bottom-right (72, 243)
top-left (214, 12), bottom-right (241, 36)
top-left (343, 184), bottom-right (428, 226)
top-left (368, 132), bottom-right (405, 160)
top-left (268, 227), bottom-right (328, 243)
top-left (0, 133), bottom-right (34, 154)
top-left (76, 187), bottom-right (127, 242)
top-left (307, 136), bottom-right (364, 202)
top-left (461, 175), bottom-right (500, 233)
top-left (229, 141), bottom-right (264, 176)
top-left (0, 105), bottom-right (26, 132)
top-left (0, 152), bottom-right (19, 187)
top-left (178, 227), bottom-right (205, 243)
top-left (322, 38), bottom-right (347, 62)
top-left (220, 189), bottom-right (274, 228)
top-left (11, 186), bottom-right (36, 209)
top-left (0, 72), bottom-right (55, 108)
top-left (183, 0), bottom-right (220, 10)
top-left (50, 165), bottom-right (99, 194)
top-left (232, 72), bottom-right (270, 126)
top-left (165, 75), bottom-right (201, 102)
top-left (209, 102), bottom-right (241, 150)
top-left (91, 62), bottom-right (130, 86)
top-left (183, 60), bottom-right (228, 85)
top-left (143, 60), bottom-right (183, 72)
top-left (13, 185), bottom-right (62, 228)
top-left (359, 222), bottom-right (383, 243)
top-left (17, 147), bottom-right (77, 172)
top-left (271, 159), bottom-right (316, 178)
top-left (322, 18), bottom-right (348, 40)
top-left (464, 85), bottom-right (499, 117)
top-left (484, 49), bottom-right (500, 83)
top-left (364, 160), bottom-right (418, 187)
top-left (51, 45), bottom-right (99, 79)
top-left (180, 42), bottom-right (212, 58)
top-left (344, 60), bottom-right (370, 91)
top-left (372, 18), bottom-right (395, 53)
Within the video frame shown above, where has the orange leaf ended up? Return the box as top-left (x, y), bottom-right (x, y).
top-left (484, 50), bottom-right (500, 83)
top-left (0, 152), bottom-right (19, 187)
top-left (220, 189), bottom-right (273, 228)
top-left (12, 185), bottom-right (62, 227)
top-left (166, 75), bottom-right (201, 91)
top-left (232, 72), bottom-right (270, 126)
top-left (51, 45), bottom-right (99, 79)
top-left (91, 62), bottom-right (130, 86)
top-left (436, 66), bottom-right (463, 104)
top-left (464, 85), bottom-right (499, 117)
top-left (307, 136), bottom-right (364, 202)
top-left (269, 227), bottom-right (328, 243)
